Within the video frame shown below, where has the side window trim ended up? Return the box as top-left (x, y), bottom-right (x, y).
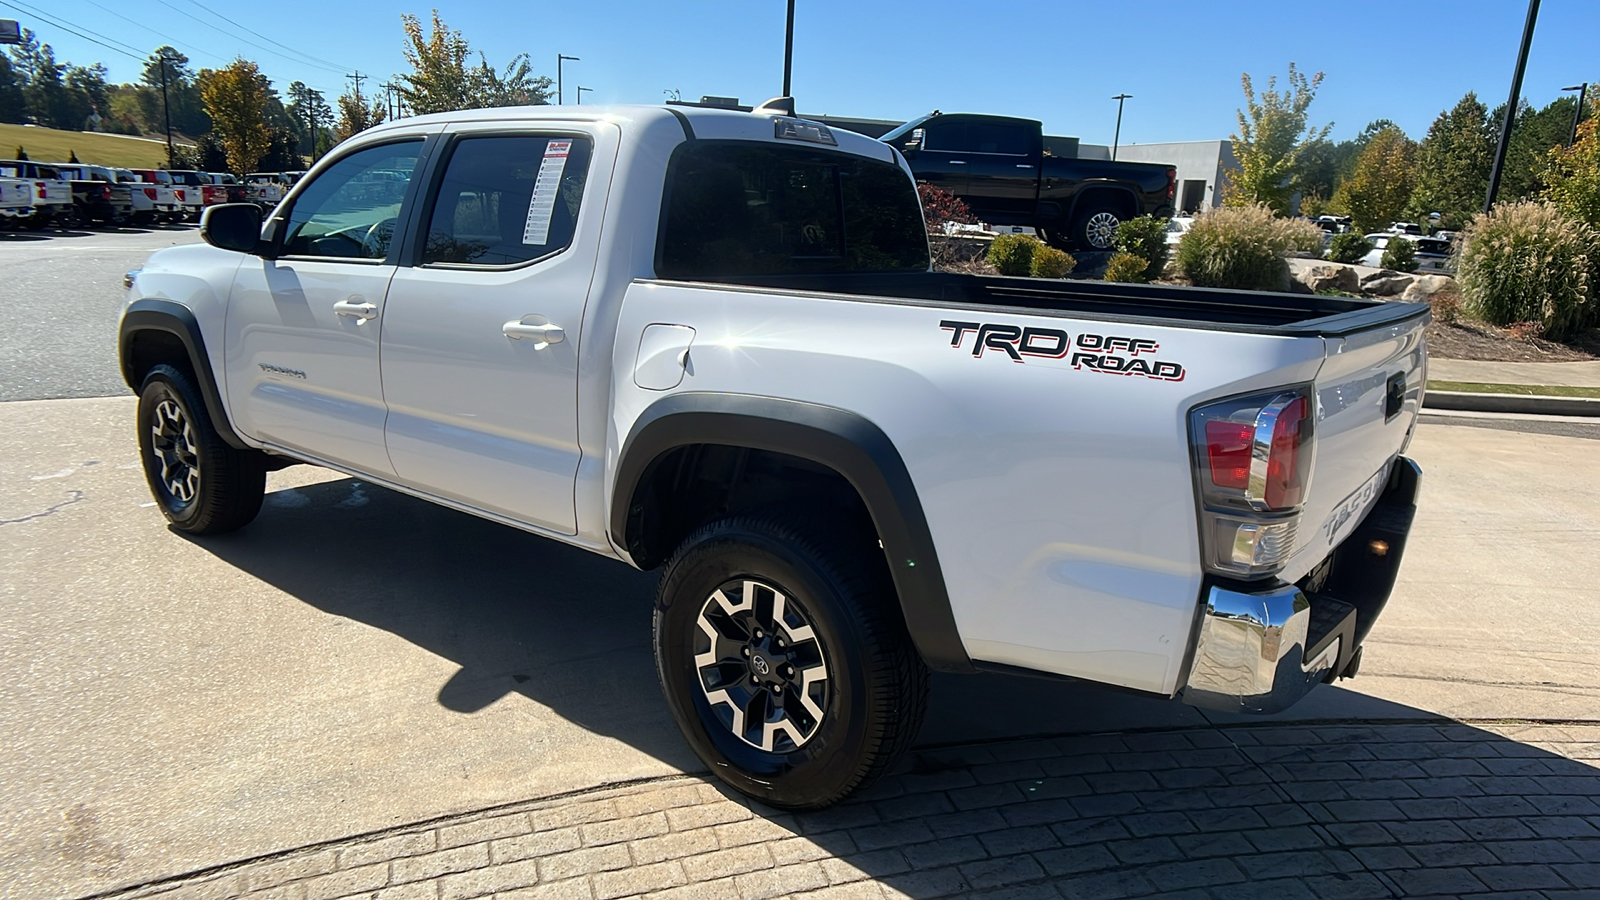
top-left (268, 135), bottom-right (437, 264)
top-left (406, 129), bottom-right (593, 271)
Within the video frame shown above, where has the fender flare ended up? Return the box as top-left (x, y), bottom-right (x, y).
top-left (612, 392), bottom-right (975, 673)
top-left (119, 297), bottom-right (248, 450)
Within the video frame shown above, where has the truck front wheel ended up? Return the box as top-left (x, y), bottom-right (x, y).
top-left (137, 364), bottom-right (266, 535)
top-left (654, 512), bottom-right (929, 809)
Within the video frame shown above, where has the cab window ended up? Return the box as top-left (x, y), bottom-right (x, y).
top-left (280, 141), bottom-right (423, 260)
top-left (420, 135), bottom-right (592, 267)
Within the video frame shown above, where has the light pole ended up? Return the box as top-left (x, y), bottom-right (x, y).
top-left (782, 0), bottom-right (795, 97)
top-left (1111, 93), bottom-right (1132, 161)
top-left (557, 54), bottom-right (579, 105)
top-left (1485, 0), bottom-right (1540, 213)
top-left (1564, 83), bottom-right (1589, 146)
top-left (577, 86), bottom-right (593, 105)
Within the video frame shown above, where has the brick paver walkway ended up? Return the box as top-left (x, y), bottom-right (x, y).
top-left (94, 720), bottom-right (1600, 900)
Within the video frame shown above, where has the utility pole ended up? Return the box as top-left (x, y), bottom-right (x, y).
top-left (577, 86), bottom-right (593, 105)
top-left (156, 50), bottom-right (175, 166)
top-left (557, 54), bottom-right (579, 105)
top-left (1485, 0), bottom-right (1540, 213)
top-left (782, 0), bottom-right (795, 97)
top-left (1111, 93), bottom-right (1132, 161)
top-left (346, 70), bottom-right (366, 103)
top-left (1565, 83), bottom-right (1589, 146)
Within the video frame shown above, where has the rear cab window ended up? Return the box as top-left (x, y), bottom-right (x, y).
top-left (657, 142), bottom-right (928, 281)
top-left (420, 134), bottom-right (593, 267)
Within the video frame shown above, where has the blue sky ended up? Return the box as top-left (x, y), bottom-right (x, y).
top-left (9, 0), bottom-right (1597, 144)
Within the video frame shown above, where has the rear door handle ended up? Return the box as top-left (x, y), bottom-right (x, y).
top-left (333, 299), bottom-right (377, 320)
top-left (947, 160), bottom-right (967, 164)
top-left (1016, 164), bottom-right (1035, 169)
top-left (503, 320), bottom-right (566, 347)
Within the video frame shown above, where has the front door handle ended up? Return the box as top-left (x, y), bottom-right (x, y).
top-left (948, 160), bottom-right (967, 164)
top-left (503, 320), bottom-right (566, 347)
top-left (333, 299), bottom-right (377, 320)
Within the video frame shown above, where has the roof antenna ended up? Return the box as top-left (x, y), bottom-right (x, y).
top-left (754, 97), bottom-right (796, 117)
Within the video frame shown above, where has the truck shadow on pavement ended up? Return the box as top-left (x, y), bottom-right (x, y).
top-left (181, 477), bottom-right (1600, 899)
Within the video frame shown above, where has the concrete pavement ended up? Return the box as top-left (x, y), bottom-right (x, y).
top-left (4, 397), bottom-right (1600, 899)
top-left (1429, 358), bottom-right (1600, 388)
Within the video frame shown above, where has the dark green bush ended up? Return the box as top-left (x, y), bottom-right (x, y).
top-left (1103, 251), bottom-right (1151, 283)
top-left (1173, 204), bottom-right (1292, 292)
top-left (988, 233), bottom-right (1039, 276)
top-left (1114, 215), bottom-right (1169, 280)
top-left (1380, 237), bottom-right (1418, 272)
top-left (1327, 232), bottom-right (1374, 264)
top-left (1031, 245), bottom-right (1076, 278)
top-left (1457, 201), bottom-right (1599, 339)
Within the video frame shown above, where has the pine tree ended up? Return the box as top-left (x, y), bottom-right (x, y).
top-left (1409, 93), bottom-right (1492, 229)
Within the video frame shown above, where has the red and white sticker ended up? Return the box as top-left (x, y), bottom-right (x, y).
top-left (522, 140), bottom-right (573, 245)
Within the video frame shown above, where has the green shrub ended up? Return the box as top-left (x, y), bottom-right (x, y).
top-left (1327, 232), bottom-right (1374, 264)
top-left (1173, 204), bottom-right (1294, 292)
top-left (1113, 215), bottom-right (1169, 280)
top-left (988, 233), bottom-right (1040, 276)
top-left (1103, 251), bottom-right (1151, 283)
top-left (1031, 245), bottom-right (1076, 278)
top-left (1277, 217), bottom-right (1326, 256)
top-left (1381, 237), bottom-right (1418, 272)
top-left (1456, 201), bottom-right (1599, 339)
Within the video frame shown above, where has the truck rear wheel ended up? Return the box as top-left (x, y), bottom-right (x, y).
top-left (654, 512), bottom-right (929, 810)
top-left (1073, 204), bottom-right (1124, 251)
top-left (137, 364), bottom-right (266, 535)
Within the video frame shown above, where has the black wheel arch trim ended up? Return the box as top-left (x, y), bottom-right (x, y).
top-left (1063, 182), bottom-right (1142, 226)
top-left (119, 297), bottom-right (249, 450)
top-left (613, 392), bottom-right (975, 674)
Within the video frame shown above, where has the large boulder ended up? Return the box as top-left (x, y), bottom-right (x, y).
top-left (1293, 263), bottom-right (1360, 294)
top-left (1401, 274), bottom-right (1456, 303)
top-left (1361, 270), bottom-right (1416, 296)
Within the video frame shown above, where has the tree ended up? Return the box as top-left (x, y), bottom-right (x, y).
top-left (286, 81), bottom-right (333, 160)
top-left (1542, 118), bottom-right (1600, 228)
top-left (1332, 125), bottom-right (1417, 233)
top-left (0, 56), bottom-right (27, 124)
top-left (1408, 93), bottom-right (1492, 230)
top-left (14, 145), bottom-right (26, 160)
top-left (63, 63), bottom-right (110, 130)
top-left (143, 48), bottom-right (209, 136)
top-left (12, 31), bottom-right (70, 128)
top-left (334, 87), bottom-right (386, 142)
top-left (396, 10), bottom-right (553, 114)
top-left (1493, 95), bottom-right (1587, 202)
top-left (1223, 63), bottom-right (1332, 214)
top-left (199, 58), bottom-right (274, 174)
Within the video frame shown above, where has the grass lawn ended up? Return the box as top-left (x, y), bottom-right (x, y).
top-left (0, 123), bottom-right (187, 169)
top-left (1428, 380), bottom-right (1600, 399)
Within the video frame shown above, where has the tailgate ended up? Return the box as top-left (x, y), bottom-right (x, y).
top-left (1285, 313), bottom-right (1427, 581)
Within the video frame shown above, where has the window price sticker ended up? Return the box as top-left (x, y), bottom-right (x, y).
top-left (523, 140), bottom-right (572, 245)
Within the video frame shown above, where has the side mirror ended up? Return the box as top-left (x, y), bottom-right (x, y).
top-left (200, 203), bottom-right (265, 255)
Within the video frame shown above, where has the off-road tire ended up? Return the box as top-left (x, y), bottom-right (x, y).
top-left (655, 511), bottom-right (930, 810)
top-left (137, 364), bottom-right (266, 535)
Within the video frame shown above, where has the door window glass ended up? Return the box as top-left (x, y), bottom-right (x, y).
top-left (921, 122), bottom-right (1028, 155)
top-left (281, 141), bottom-right (423, 260)
top-left (421, 135), bottom-right (592, 267)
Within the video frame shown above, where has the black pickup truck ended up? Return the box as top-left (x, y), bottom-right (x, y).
top-left (55, 164), bottom-right (135, 227)
top-left (881, 113), bottom-right (1175, 251)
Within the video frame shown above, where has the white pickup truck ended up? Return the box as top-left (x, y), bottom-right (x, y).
top-left (0, 159), bottom-right (73, 228)
top-left (118, 101), bottom-right (1426, 809)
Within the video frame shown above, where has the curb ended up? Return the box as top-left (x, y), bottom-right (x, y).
top-left (1424, 390), bottom-right (1600, 417)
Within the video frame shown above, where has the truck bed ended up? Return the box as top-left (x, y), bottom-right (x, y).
top-left (687, 271), bottom-right (1428, 337)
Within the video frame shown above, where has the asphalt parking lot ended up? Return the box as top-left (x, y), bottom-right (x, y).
top-left (2, 229), bottom-right (1597, 900)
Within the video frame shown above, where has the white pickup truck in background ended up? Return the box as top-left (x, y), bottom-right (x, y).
top-left (0, 159), bottom-right (73, 228)
top-left (114, 168), bottom-right (182, 225)
top-left (119, 102), bottom-right (1426, 809)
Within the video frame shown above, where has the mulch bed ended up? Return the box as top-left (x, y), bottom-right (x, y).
top-left (1426, 315), bottom-right (1600, 362)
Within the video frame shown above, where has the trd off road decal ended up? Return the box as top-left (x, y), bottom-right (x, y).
top-left (939, 320), bottom-right (1186, 382)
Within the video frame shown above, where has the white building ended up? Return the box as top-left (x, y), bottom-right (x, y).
top-left (1077, 140), bottom-right (1239, 214)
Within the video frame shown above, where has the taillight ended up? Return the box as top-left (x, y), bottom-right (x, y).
top-left (1190, 388), bottom-right (1315, 578)
top-left (144, 187), bottom-right (158, 200)
top-left (1166, 167), bottom-right (1177, 200)
top-left (99, 185), bottom-right (111, 200)
top-left (36, 181), bottom-right (46, 199)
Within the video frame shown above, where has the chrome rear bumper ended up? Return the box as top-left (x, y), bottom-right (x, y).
top-left (1182, 584), bottom-right (1342, 714)
top-left (1182, 457), bottom-right (1421, 715)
